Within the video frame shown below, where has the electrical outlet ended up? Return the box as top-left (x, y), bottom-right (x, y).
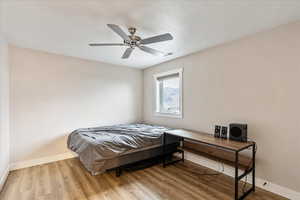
top-left (263, 182), bottom-right (268, 186)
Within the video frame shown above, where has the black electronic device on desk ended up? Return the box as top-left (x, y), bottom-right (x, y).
top-left (214, 125), bottom-right (221, 138)
top-left (214, 125), bottom-right (228, 139)
top-left (221, 126), bottom-right (228, 139)
top-left (229, 123), bottom-right (248, 142)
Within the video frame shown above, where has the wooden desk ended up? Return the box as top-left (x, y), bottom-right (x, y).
top-left (163, 129), bottom-right (256, 200)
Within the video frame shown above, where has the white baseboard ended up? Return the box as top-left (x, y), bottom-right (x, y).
top-left (185, 151), bottom-right (300, 200)
top-left (0, 165), bottom-right (10, 192)
top-left (10, 152), bottom-right (77, 171)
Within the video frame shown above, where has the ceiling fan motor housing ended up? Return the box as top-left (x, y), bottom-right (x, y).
top-left (125, 35), bottom-right (141, 47)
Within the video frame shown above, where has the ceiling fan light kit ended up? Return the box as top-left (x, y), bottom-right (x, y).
top-left (89, 24), bottom-right (174, 59)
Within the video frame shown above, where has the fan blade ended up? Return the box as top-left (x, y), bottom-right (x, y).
top-left (107, 24), bottom-right (130, 41)
top-left (122, 48), bottom-right (134, 59)
top-left (89, 43), bottom-right (124, 46)
top-left (140, 33), bottom-right (173, 45)
top-left (138, 46), bottom-right (165, 56)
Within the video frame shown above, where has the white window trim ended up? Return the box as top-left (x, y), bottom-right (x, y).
top-left (153, 68), bottom-right (183, 119)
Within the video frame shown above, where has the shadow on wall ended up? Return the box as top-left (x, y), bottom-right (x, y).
top-left (21, 133), bottom-right (73, 162)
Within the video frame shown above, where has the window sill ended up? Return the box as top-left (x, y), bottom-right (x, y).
top-left (154, 112), bottom-right (183, 119)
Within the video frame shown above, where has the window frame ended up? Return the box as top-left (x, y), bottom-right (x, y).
top-left (153, 68), bottom-right (183, 119)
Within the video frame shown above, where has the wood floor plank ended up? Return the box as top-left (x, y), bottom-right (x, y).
top-left (0, 158), bottom-right (288, 200)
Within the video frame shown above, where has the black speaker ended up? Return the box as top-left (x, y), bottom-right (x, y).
top-left (221, 126), bottom-right (228, 139)
top-left (214, 125), bottom-right (221, 138)
top-left (229, 123), bottom-right (247, 142)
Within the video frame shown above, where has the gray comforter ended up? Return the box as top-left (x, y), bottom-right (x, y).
top-left (67, 123), bottom-right (172, 174)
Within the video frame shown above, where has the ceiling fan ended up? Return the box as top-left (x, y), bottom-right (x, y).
top-left (89, 24), bottom-right (174, 59)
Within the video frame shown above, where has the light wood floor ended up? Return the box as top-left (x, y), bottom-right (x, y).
top-left (0, 158), bottom-right (287, 200)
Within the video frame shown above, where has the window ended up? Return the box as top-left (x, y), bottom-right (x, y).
top-left (153, 68), bottom-right (183, 118)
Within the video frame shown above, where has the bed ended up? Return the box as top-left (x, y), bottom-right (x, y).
top-left (67, 123), bottom-right (179, 175)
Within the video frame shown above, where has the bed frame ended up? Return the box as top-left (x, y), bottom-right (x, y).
top-left (112, 142), bottom-right (180, 177)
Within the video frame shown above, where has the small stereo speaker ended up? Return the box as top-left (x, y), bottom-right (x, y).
top-left (221, 126), bottom-right (228, 139)
top-left (229, 123), bottom-right (247, 142)
top-left (214, 125), bottom-right (221, 138)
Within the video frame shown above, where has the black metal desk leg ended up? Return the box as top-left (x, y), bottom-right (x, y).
top-left (235, 151), bottom-right (239, 200)
top-left (252, 144), bottom-right (256, 192)
top-left (163, 132), bottom-right (166, 168)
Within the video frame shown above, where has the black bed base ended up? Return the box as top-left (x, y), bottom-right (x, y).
top-left (115, 153), bottom-right (175, 177)
top-left (114, 143), bottom-right (179, 177)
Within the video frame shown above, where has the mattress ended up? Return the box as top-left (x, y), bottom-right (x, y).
top-left (67, 123), bottom-right (178, 174)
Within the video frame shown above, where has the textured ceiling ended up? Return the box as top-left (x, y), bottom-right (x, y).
top-left (2, 0), bottom-right (300, 68)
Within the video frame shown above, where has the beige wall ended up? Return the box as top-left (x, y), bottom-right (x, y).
top-left (0, 37), bottom-right (10, 189)
top-left (9, 46), bottom-right (143, 164)
top-left (143, 22), bottom-right (300, 192)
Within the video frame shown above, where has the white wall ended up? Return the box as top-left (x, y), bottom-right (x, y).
top-left (9, 46), bottom-right (143, 164)
top-left (0, 37), bottom-right (10, 190)
top-left (143, 22), bottom-right (300, 193)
